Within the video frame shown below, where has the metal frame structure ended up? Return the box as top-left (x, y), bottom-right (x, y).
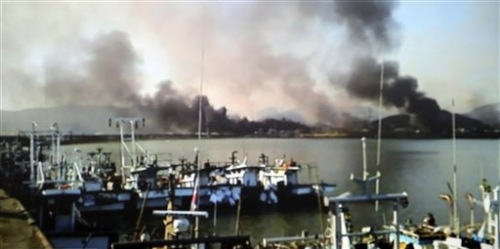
top-left (19, 122), bottom-right (67, 188)
top-left (110, 117), bottom-right (149, 190)
top-left (327, 137), bottom-right (409, 249)
top-left (327, 192), bottom-right (409, 249)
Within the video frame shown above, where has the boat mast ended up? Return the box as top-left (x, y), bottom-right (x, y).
top-left (30, 122), bottom-right (37, 183)
top-left (452, 99), bottom-right (459, 234)
top-left (194, 5), bottom-right (206, 239)
top-left (197, 33), bottom-right (205, 142)
top-left (375, 61), bottom-right (384, 212)
top-left (362, 137), bottom-right (368, 181)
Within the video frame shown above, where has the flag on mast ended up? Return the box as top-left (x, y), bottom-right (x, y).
top-left (190, 175), bottom-right (199, 211)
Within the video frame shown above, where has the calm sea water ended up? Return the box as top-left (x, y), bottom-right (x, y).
top-left (66, 138), bottom-right (500, 242)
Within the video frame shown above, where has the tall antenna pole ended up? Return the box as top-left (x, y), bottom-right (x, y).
top-left (197, 8), bottom-right (206, 142)
top-left (119, 123), bottom-right (126, 185)
top-left (194, 5), bottom-right (206, 240)
top-left (375, 61), bottom-right (384, 212)
top-left (30, 122), bottom-right (36, 183)
top-left (452, 99), bottom-right (459, 234)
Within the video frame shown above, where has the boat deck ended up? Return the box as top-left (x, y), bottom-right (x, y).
top-left (0, 189), bottom-right (52, 249)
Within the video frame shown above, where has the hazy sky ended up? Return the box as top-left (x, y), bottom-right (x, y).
top-left (1, 1), bottom-right (498, 122)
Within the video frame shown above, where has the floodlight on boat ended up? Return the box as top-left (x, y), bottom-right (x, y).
top-left (50, 122), bottom-right (59, 130)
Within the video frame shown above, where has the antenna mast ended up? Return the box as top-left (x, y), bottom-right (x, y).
top-left (194, 5), bottom-right (207, 240)
top-left (197, 42), bottom-right (205, 141)
top-left (452, 99), bottom-right (459, 234)
top-left (375, 61), bottom-right (384, 212)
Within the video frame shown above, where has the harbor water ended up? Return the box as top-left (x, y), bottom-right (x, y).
top-left (66, 138), bottom-right (499, 242)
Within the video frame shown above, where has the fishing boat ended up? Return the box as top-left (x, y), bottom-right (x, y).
top-left (425, 180), bottom-right (500, 249)
top-left (12, 125), bottom-right (120, 248)
top-left (75, 147), bottom-right (134, 213)
top-left (9, 122), bottom-right (133, 215)
top-left (390, 100), bottom-right (499, 249)
top-left (111, 170), bottom-right (253, 249)
top-left (106, 118), bottom-right (243, 212)
top-left (133, 153), bottom-right (243, 211)
top-left (262, 137), bottom-right (410, 249)
top-left (386, 178), bottom-right (500, 249)
top-left (111, 117), bottom-right (335, 213)
top-left (37, 188), bottom-right (119, 249)
top-left (326, 137), bottom-right (410, 249)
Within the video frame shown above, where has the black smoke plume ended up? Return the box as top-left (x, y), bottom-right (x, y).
top-left (343, 56), bottom-right (444, 132)
top-left (39, 31), bottom-right (309, 134)
top-left (7, 1), bottom-right (479, 135)
top-left (141, 81), bottom-right (309, 134)
top-left (331, 0), bottom-right (399, 51)
top-left (326, 1), bottom-right (448, 132)
top-left (4, 1), bottom-right (406, 129)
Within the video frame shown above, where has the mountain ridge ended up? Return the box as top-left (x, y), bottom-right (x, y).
top-left (1, 103), bottom-right (497, 135)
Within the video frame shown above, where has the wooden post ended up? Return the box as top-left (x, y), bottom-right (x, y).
top-left (134, 184), bottom-right (150, 241)
top-left (235, 195), bottom-right (242, 235)
top-left (314, 164), bottom-right (325, 233)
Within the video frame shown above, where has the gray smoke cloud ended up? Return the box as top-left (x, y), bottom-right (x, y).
top-left (5, 1), bottom-right (447, 132)
top-left (44, 31), bottom-right (141, 107)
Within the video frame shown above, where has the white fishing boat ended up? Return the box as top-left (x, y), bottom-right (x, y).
top-left (111, 170), bottom-right (252, 249)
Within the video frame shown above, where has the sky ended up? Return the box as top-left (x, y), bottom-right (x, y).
top-left (1, 1), bottom-right (498, 124)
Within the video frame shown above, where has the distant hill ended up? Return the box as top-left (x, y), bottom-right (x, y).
top-left (1, 103), bottom-right (497, 136)
top-left (464, 103), bottom-right (499, 128)
top-left (0, 105), bottom-right (153, 135)
top-left (0, 105), bottom-right (310, 136)
top-left (370, 111), bottom-right (491, 136)
top-left (255, 108), bottom-right (306, 123)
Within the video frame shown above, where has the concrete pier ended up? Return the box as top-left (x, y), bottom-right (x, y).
top-left (0, 189), bottom-right (52, 249)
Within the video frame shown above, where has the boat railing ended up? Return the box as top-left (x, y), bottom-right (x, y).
top-left (225, 171), bottom-right (245, 181)
top-left (69, 161), bottom-right (84, 188)
top-left (206, 161), bottom-right (233, 168)
top-left (152, 210), bottom-right (209, 218)
top-left (262, 233), bottom-right (326, 247)
top-left (178, 173), bottom-right (196, 187)
top-left (259, 170), bottom-right (287, 186)
top-left (111, 235), bottom-right (252, 249)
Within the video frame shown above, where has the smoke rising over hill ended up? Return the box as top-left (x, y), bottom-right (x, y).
top-left (2, 1), bottom-right (495, 134)
top-left (343, 57), bottom-right (443, 132)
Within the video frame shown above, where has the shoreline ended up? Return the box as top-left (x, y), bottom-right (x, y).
top-left (1, 132), bottom-right (499, 146)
